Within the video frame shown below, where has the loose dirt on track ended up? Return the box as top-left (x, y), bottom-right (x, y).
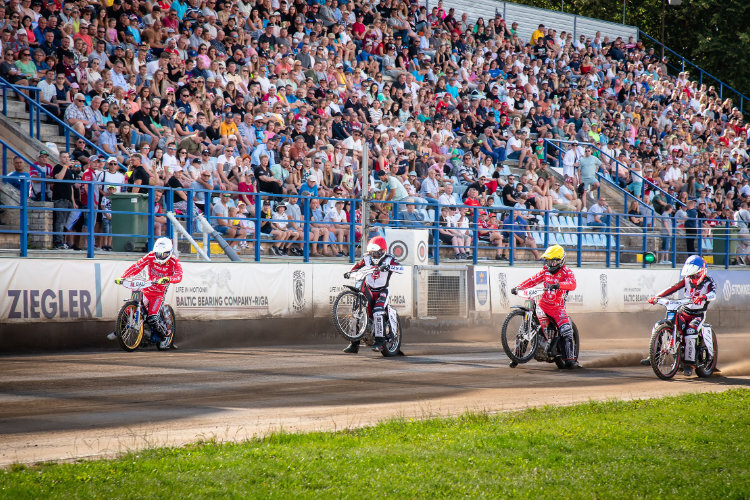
top-left (0, 331), bottom-right (748, 467)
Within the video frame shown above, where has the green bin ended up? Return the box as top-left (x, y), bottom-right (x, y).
top-left (110, 192), bottom-right (149, 252)
top-left (712, 225), bottom-right (739, 266)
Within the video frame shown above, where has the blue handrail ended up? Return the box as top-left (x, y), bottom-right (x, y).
top-left (0, 76), bottom-right (128, 172)
top-left (0, 175), bottom-right (742, 268)
top-left (638, 30), bottom-right (749, 116)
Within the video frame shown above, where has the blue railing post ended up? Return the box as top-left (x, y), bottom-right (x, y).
top-left (614, 214), bottom-right (621, 267)
top-left (303, 195), bottom-right (310, 263)
top-left (86, 180), bottom-right (95, 258)
top-left (543, 211), bottom-right (549, 248)
top-left (605, 214), bottom-right (611, 268)
top-left (348, 198), bottom-right (356, 263)
top-left (433, 225), bottom-right (440, 265)
top-left (186, 189), bottom-right (195, 237)
top-left (671, 217), bottom-right (677, 268)
top-left (576, 212), bottom-right (582, 267)
top-left (254, 191), bottom-right (261, 261)
top-left (20, 177), bottom-right (28, 257)
top-left (724, 220), bottom-right (730, 269)
top-left (392, 201), bottom-right (400, 228)
top-left (147, 187), bottom-right (155, 251)
top-left (165, 189), bottom-right (174, 239)
top-left (642, 221), bottom-right (648, 268)
top-left (508, 208), bottom-right (515, 266)
top-left (471, 206), bottom-right (478, 264)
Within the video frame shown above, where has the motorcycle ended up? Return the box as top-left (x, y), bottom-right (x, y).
top-left (501, 288), bottom-right (579, 369)
top-left (331, 267), bottom-right (402, 357)
top-left (115, 278), bottom-right (176, 352)
top-left (649, 297), bottom-right (718, 380)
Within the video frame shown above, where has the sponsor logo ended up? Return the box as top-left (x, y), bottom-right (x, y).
top-left (417, 240), bottom-right (427, 263)
top-left (292, 270), bottom-right (305, 312)
top-left (389, 240), bottom-right (408, 261)
top-left (497, 272), bottom-right (509, 308)
top-left (722, 280), bottom-right (750, 301)
top-left (475, 270), bottom-right (487, 285)
top-left (600, 273), bottom-right (609, 310)
top-left (477, 290), bottom-right (488, 306)
top-left (7, 289), bottom-right (96, 319)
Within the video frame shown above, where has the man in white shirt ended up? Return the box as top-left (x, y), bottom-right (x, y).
top-left (586, 196), bottom-right (612, 231)
top-left (438, 182), bottom-right (458, 206)
top-left (562, 141), bottom-right (583, 182)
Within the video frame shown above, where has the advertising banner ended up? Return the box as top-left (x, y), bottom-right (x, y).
top-left (472, 266), bottom-right (490, 312)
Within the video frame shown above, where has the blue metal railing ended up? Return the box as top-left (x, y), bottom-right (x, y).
top-left (0, 175), bottom-right (744, 269)
top-left (0, 76), bottom-right (128, 172)
top-left (638, 30), bottom-right (749, 117)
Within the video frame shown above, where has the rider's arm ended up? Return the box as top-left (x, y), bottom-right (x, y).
top-left (169, 258), bottom-right (184, 284)
top-left (557, 267), bottom-right (577, 291)
top-left (516, 269), bottom-right (545, 290)
top-left (653, 280), bottom-right (684, 299)
top-left (384, 257), bottom-right (404, 274)
top-left (120, 254), bottom-right (151, 279)
top-left (349, 259), bottom-right (366, 272)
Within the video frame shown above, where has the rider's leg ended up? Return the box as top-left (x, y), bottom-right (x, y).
top-left (683, 315), bottom-right (703, 375)
top-left (540, 302), bottom-right (580, 368)
top-left (144, 290), bottom-right (166, 338)
top-left (371, 290), bottom-right (388, 351)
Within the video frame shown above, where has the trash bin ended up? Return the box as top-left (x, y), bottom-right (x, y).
top-left (712, 225), bottom-right (739, 266)
top-left (110, 192), bottom-right (149, 252)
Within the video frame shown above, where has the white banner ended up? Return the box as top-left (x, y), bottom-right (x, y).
top-left (488, 267), bottom-right (682, 314)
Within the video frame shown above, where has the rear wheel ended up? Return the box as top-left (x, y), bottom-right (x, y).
top-left (381, 312), bottom-right (402, 358)
top-left (117, 301), bottom-right (144, 352)
top-left (501, 309), bottom-right (539, 364)
top-left (331, 290), bottom-right (368, 342)
top-left (650, 323), bottom-right (681, 380)
top-left (156, 305), bottom-right (176, 351)
top-left (695, 328), bottom-right (718, 378)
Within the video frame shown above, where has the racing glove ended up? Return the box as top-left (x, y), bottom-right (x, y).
top-left (157, 277), bottom-right (170, 284)
top-left (343, 272), bottom-right (351, 279)
top-left (114, 278), bottom-right (123, 285)
top-left (510, 287), bottom-right (518, 295)
top-left (545, 283), bottom-right (560, 291)
top-left (692, 294), bottom-right (706, 305)
top-left (647, 296), bottom-right (657, 305)
top-left (379, 264), bottom-right (390, 272)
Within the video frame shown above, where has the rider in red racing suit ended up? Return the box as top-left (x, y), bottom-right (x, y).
top-left (511, 245), bottom-right (579, 368)
top-left (342, 236), bottom-right (403, 353)
top-left (647, 255), bottom-right (716, 375)
top-left (117, 237), bottom-right (183, 341)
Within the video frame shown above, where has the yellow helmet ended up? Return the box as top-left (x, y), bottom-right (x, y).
top-left (542, 245), bottom-right (565, 273)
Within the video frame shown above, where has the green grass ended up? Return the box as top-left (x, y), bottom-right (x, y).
top-left (2, 390), bottom-right (749, 499)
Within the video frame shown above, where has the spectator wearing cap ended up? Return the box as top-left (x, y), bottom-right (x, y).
top-left (102, 157), bottom-right (126, 192)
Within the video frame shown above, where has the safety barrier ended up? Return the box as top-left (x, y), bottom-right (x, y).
top-left (1, 175), bottom-right (747, 268)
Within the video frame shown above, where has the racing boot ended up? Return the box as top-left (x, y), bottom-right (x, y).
top-left (565, 360), bottom-right (582, 369)
top-left (371, 314), bottom-right (385, 351)
top-left (146, 314), bottom-right (165, 343)
top-left (343, 341), bottom-right (360, 353)
top-left (640, 358), bottom-right (651, 366)
top-left (683, 365), bottom-right (694, 376)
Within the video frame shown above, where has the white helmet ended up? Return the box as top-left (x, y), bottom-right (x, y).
top-left (152, 237), bottom-right (173, 264)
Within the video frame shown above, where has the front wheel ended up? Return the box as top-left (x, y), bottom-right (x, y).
top-left (649, 323), bottom-right (681, 380)
top-left (381, 312), bottom-right (402, 357)
top-left (116, 300), bottom-right (144, 352)
top-left (332, 290), bottom-right (368, 342)
top-left (501, 309), bottom-right (539, 364)
top-left (695, 328), bottom-right (718, 378)
top-left (156, 305), bottom-right (176, 351)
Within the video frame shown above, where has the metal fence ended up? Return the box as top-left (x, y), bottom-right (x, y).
top-left (1, 174), bottom-right (747, 268)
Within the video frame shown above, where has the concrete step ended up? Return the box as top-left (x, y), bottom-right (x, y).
top-left (11, 119), bottom-right (61, 137)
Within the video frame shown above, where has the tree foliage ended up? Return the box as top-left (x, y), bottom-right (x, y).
top-left (509, 0), bottom-right (749, 101)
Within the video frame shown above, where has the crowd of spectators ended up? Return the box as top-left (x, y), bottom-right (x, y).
top-left (1, 0), bottom-right (749, 260)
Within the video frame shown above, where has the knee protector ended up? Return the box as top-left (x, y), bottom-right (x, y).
top-left (558, 322), bottom-right (575, 360)
top-left (684, 334), bottom-right (698, 363)
top-left (146, 314), bottom-right (164, 337)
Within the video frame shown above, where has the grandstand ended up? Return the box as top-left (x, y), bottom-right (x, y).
top-left (0, 0), bottom-right (748, 267)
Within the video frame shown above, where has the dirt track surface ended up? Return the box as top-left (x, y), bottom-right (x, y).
top-left (1, 332), bottom-right (749, 467)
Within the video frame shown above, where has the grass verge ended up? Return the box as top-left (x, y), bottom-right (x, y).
top-left (2, 389), bottom-right (749, 499)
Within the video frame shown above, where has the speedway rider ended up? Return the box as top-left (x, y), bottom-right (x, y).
top-left (511, 245), bottom-right (580, 369)
top-left (342, 236), bottom-right (403, 353)
top-left (646, 255), bottom-right (716, 376)
top-left (114, 237), bottom-right (183, 348)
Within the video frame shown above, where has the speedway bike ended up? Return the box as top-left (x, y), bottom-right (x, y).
top-left (331, 267), bottom-right (402, 357)
top-left (115, 278), bottom-right (176, 352)
top-left (501, 288), bottom-right (579, 369)
top-left (649, 297), bottom-right (718, 380)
